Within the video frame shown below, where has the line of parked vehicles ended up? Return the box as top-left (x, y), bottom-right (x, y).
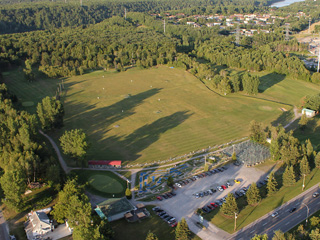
top-left (152, 206), bottom-right (178, 227)
top-left (201, 186), bottom-right (249, 214)
top-left (156, 191), bottom-right (176, 201)
top-left (174, 166), bottom-right (228, 188)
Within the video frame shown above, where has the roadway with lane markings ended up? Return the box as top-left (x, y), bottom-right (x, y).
top-left (230, 183), bottom-right (320, 240)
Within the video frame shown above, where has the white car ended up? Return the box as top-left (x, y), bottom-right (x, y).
top-left (175, 183), bottom-right (182, 188)
top-left (313, 192), bottom-right (319, 198)
top-left (271, 212), bottom-right (279, 218)
top-left (217, 186), bottom-right (223, 192)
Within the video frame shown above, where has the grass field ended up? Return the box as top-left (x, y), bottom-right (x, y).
top-left (205, 167), bottom-right (320, 233)
top-left (3, 67), bottom-right (320, 166)
top-left (72, 170), bottom-right (126, 197)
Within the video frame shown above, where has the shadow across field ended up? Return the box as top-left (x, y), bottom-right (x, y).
top-left (258, 73), bottom-right (286, 93)
top-left (105, 111), bottom-right (193, 161)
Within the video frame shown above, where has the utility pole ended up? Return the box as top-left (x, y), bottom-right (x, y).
top-left (163, 19), bottom-right (166, 34)
top-left (234, 212), bottom-right (238, 231)
top-left (285, 23), bottom-right (290, 41)
top-left (309, 18), bottom-right (311, 34)
top-left (318, 42), bottom-right (320, 73)
top-left (302, 202), bottom-right (309, 226)
top-left (302, 174), bottom-right (306, 191)
top-left (80, 0), bottom-right (82, 7)
top-left (235, 22), bottom-right (240, 46)
top-left (125, 8), bottom-right (127, 20)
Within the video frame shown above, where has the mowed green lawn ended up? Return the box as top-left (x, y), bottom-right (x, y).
top-left (3, 67), bottom-right (320, 165)
top-left (72, 170), bottom-right (126, 198)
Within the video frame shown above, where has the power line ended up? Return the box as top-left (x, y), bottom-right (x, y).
top-left (125, 8), bottom-right (127, 20)
top-left (163, 19), bottom-right (166, 34)
top-left (285, 23), bottom-right (290, 41)
top-left (235, 22), bottom-right (240, 46)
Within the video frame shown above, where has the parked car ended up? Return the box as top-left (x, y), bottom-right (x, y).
top-left (221, 185), bottom-right (227, 190)
top-left (257, 181), bottom-right (263, 188)
top-left (210, 202), bottom-right (218, 208)
top-left (207, 205), bottom-right (214, 210)
top-left (202, 207), bottom-right (210, 213)
top-left (170, 192), bottom-right (176, 196)
top-left (167, 218), bottom-right (176, 223)
top-left (208, 189), bottom-right (213, 195)
top-left (204, 191), bottom-right (209, 196)
top-left (152, 206), bottom-right (161, 212)
top-left (313, 192), bottom-right (319, 198)
top-left (210, 188), bottom-right (217, 193)
top-left (175, 183), bottom-right (182, 188)
top-left (234, 179), bottom-right (240, 184)
top-left (271, 212), bottom-right (279, 218)
top-left (233, 161), bottom-right (241, 166)
top-left (159, 212), bottom-right (167, 217)
top-left (226, 182), bottom-right (231, 187)
top-left (195, 193), bottom-right (200, 198)
top-left (217, 186), bottom-right (223, 192)
top-left (157, 196), bottom-right (163, 201)
top-left (221, 166), bottom-right (228, 170)
top-left (170, 221), bottom-right (178, 227)
top-left (199, 192), bottom-right (204, 197)
top-left (217, 168), bottom-right (224, 172)
top-left (289, 207), bottom-right (297, 213)
top-left (161, 214), bottom-right (169, 219)
top-left (162, 194), bottom-right (168, 199)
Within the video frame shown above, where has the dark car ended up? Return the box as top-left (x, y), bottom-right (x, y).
top-left (210, 203), bottom-right (218, 208)
top-left (161, 214), bottom-right (169, 219)
top-left (207, 205), bottom-right (214, 210)
top-left (210, 188), bottom-right (217, 193)
top-left (217, 168), bottom-right (224, 172)
top-left (152, 206), bottom-right (161, 212)
top-left (164, 215), bottom-right (172, 221)
top-left (158, 212), bottom-right (167, 217)
top-left (204, 191), bottom-right (209, 196)
top-left (162, 194), bottom-right (168, 199)
top-left (170, 192), bottom-right (176, 196)
top-left (211, 169), bottom-right (217, 174)
top-left (166, 193), bottom-right (172, 198)
top-left (221, 166), bottom-right (228, 170)
top-left (202, 207), bottom-right (210, 213)
top-left (289, 207), bottom-right (297, 213)
top-left (257, 182), bottom-right (263, 188)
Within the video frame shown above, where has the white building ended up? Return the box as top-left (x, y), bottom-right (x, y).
top-left (25, 211), bottom-right (52, 240)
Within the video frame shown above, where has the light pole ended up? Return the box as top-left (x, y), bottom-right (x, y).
top-left (302, 202), bottom-right (309, 226)
top-left (234, 212), bottom-right (238, 231)
top-left (302, 174), bottom-right (306, 191)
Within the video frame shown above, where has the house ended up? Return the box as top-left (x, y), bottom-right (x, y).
top-left (88, 160), bottom-right (122, 168)
top-left (25, 211), bottom-right (52, 240)
top-left (95, 198), bottom-right (135, 222)
top-left (302, 108), bottom-right (316, 118)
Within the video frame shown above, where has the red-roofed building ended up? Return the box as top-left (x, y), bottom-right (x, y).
top-left (88, 160), bottom-right (122, 168)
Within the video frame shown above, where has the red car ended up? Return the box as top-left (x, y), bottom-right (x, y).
top-left (210, 203), bottom-right (218, 208)
top-left (170, 221), bottom-right (178, 227)
top-left (221, 185), bottom-right (227, 190)
top-left (157, 196), bottom-right (163, 201)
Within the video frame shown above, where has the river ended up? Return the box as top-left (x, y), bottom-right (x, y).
top-left (270, 0), bottom-right (305, 7)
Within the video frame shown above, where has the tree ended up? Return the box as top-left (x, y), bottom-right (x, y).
top-left (305, 139), bottom-right (314, 162)
top-left (315, 152), bottom-right (320, 168)
top-left (251, 234), bottom-right (268, 240)
top-left (167, 176), bottom-right (174, 187)
top-left (249, 120), bottom-right (265, 143)
top-left (125, 188), bottom-right (132, 199)
top-left (310, 228), bottom-right (320, 240)
top-left (300, 155), bottom-right (310, 176)
top-left (52, 178), bottom-right (100, 240)
top-left (267, 172), bottom-right (278, 196)
top-left (299, 114), bottom-right (308, 130)
top-left (221, 193), bottom-right (238, 217)
top-left (310, 216), bottom-right (320, 227)
top-left (242, 72), bottom-right (259, 95)
top-left (175, 218), bottom-right (190, 240)
top-left (246, 182), bottom-right (261, 206)
top-left (204, 164), bottom-right (209, 172)
top-left (272, 230), bottom-right (286, 240)
top-left (146, 231), bottom-right (159, 240)
top-left (232, 152), bottom-right (237, 161)
top-left (0, 169), bottom-right (26, 210)
top-left (23, 59), bottom-right (35, 82)
top-left (37, 96), bottom-right (64, 130)
top-left (59, 129), bottom-right (89, 163)
top-left (282, 165), bottom-right (296, 186)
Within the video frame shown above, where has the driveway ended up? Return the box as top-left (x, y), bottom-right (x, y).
top-left (148, 163), bottom-right (268, 240)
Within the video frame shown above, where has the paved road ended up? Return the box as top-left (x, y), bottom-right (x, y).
top-left (230, 183), bottom-right (320, 240)
top-left (0, 210), bottom-right (10, 240)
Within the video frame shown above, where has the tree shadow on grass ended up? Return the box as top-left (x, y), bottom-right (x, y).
top-left (271, 109), bottom-right (295, 127)
top-left (106, 111), bottom-right (193, 162)
top-left (258, 72), bottom-right (286, 93)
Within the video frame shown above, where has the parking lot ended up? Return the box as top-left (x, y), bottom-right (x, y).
top-left (152, 162), bottom-right (269, 239)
